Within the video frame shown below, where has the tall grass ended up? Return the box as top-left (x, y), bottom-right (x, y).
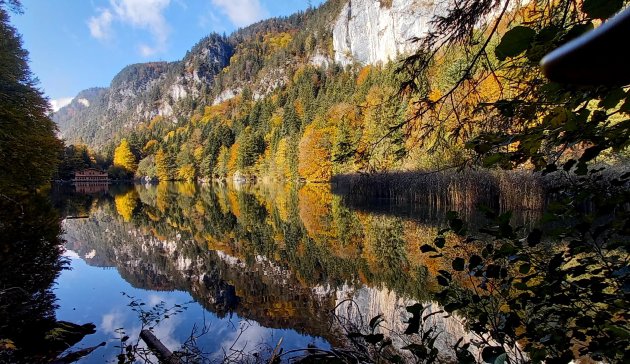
top-left (331, 169), bottom-right (546, 215)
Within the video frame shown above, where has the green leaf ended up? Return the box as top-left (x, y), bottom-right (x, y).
top-left (582, 0), bottom-right (623, 19)
top-left (482, 153), bottom-right (505, 168)
top-left (437, 274), bottom-right (450, 286)
top-left (495, 26), bottom-right (536, 61)
top-left (599, 88), bottom-right (626, 109)
top-left (519, 263), bottom-right (531, 274)
top-left (452, 257), bottom-right (465, 271)
top-left (482, 346), bottom-right (506, 363)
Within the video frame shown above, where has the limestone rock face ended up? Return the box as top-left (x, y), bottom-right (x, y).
top-left (333, 0), bottom-right (440, 66)
top-left (53, 35), bottom-right (232, 149)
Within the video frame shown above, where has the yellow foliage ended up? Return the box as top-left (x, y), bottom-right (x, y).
top-left (298, 184), bottom-right (334, 240)
top-left (194, 200), bottom-right (205, 215)
top-left (156, 182), bottom-right (170, 213)
top-left (146, 210), bottom-right (161, 222)
top-left (356, 65), bottom-right (372, 86)
top-left (227, 189), bottom-right (241, 219)
top-left (294, 99), bottom-right (305, 119)
top-left (164, 130), bottom-right (176, 141)
top-left (298, 122), bottom-right (333, 181)
top-left (190, 113), bottom-right (202, 124)
top-left (428, 89), bottom-right (442, 102)
top-left (113, 138), bottom-right (137, 173)
top-left (193, 146), bottom-right (204, 163)
top-left (148, 115), bottom-right (163, 129)
top-left (143, 139), bottom-right (158, 154)
top-left (115, 189), bottom-right (138, 222)
top-left (264, 32), bottom-right (293, 51)
top-left (177, 164), bottom-right (196, 181)
top-left (176, 182), bottom-right (196, 197)
top-left (274, 138), bottom-right (291, 180)
top-left (327, 103), bottom-right (359, 127)
top-left (227, 142), bottom-right (239, 175)
top-left (270, 109), bottom-right (283, 127)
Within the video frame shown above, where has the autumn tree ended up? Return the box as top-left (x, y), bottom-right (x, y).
top-left (401, 0), bottom-right (630, 362)
top-left (298, 120), bottom-right (333, 181)
top-left (113, 138), bottom-right (137, 175)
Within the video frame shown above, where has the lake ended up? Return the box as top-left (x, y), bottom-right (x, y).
top-left (2, 179), bottom-right (545, 362)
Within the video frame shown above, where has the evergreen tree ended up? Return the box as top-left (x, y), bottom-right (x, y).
top-left (0, 2), bottom-right (62, 194)
top-left (155, 149), bottom-right (175, 181)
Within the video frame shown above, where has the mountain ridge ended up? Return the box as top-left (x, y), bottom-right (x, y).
top-left (53, 0), bottom-right (433, 151)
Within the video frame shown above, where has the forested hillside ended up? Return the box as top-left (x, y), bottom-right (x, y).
top-left (53, 0), bottom-right (449, 181)
top-left (53, 0), bottom-right (629, 184)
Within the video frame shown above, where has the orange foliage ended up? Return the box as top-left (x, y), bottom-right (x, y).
top-left (227, 189), bottom-right (241, 219)
top-left (356, 65), bottom-right (372, 86)
top-left (294, 99), bottom-right (305, 119)
top-left (227, 142), bottom-right (239, 174)
top-left (298, 122), bottom-right (333, 181)
top-left (298, 184), bottom-right (334, 240)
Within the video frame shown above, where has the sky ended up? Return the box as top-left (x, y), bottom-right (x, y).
top-left (10, 0), bottom-right (325, 111)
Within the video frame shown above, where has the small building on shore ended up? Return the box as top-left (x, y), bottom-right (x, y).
top-left (73, 168), bottom-right (110, 184)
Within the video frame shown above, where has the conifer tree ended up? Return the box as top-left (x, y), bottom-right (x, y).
top-left (0, 2), bottom-right (62, 194)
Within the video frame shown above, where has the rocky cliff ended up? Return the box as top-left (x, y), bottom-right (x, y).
top-left (53, 35), bottom-right (232, 149)
top-left (333, 0), bottom-right (439, 66)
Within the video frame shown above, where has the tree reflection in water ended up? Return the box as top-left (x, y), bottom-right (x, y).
top-left (56, 180), bottom-right (543, 361)
top-left (0, 193), bottom-right (99, 363)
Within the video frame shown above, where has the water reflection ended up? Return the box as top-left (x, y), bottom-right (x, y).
top-left (0, 193), bottom-right (99, 363)
top-left (53, 181), bottom-right (543, 361)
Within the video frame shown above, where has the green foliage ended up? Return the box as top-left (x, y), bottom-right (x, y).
top-left (0, 5), bottom-right (62, 194)
top-left (402, 0), bottom-right (630, 361)
top-left (582, 0), bottom-right (624, 19)
top-left (494, 26), bottom-right (536, 61)
top-left (135, 155), bottom-right (157, 179)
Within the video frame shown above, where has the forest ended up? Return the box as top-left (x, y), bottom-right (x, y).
top-left (1, 0), bottom-right (628, 362)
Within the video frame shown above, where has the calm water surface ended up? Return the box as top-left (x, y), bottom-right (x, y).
top-left (52, 182), bottom-right (541, 362)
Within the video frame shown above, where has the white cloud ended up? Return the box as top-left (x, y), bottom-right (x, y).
top-left (88, 0), bottom-right (171, 56)
top-left (139, 43), bottom-right (159, 56)
top-left (211, 0), bottom-right (268, 27)
top-left (62, 249), bottom-right (81, 259)
top-left (215, 320), bottom-right (271, 359)
top-left (88, 8), bottom-right (114, 40)
top-left (51, 97), bottom-right (73, 112)
top-left (101, 309), bottom-right (128, 335)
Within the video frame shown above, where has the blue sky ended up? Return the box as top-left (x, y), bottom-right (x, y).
top-left (10, 0), bottom-right (324, 111)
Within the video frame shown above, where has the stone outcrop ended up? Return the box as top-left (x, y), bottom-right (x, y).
top-left (333, 0), bottom-right (441, 66)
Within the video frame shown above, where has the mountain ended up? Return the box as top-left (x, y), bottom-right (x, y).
top-left (52, 0), bottom-right (455, 182)
top-left (53, 0), bottom-right (433, 150)
top-left (53, 35), bottom-right (232, 149)
top-left (333, 0), bottom-right (439, 65)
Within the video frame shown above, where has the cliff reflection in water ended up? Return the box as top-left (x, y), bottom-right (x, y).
top-left (61, 181), bottom-right (542, 357)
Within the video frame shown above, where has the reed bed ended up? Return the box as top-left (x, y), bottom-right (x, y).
top-left (331, 169), bottom-right (546, 214)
